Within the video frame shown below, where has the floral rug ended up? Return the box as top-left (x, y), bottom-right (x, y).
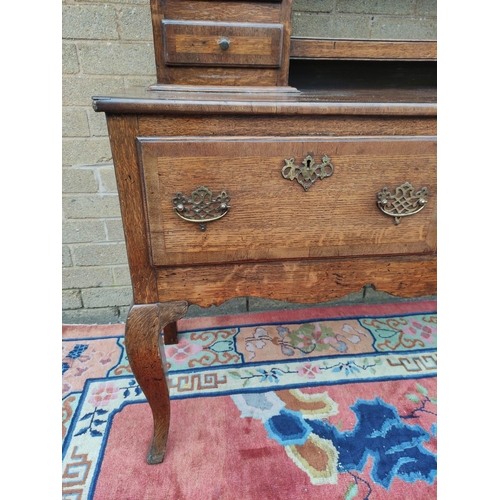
top-left (62, 300), bottom-right (437, 499)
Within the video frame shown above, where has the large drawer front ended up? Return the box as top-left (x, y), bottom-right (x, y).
top-left (138, 137), bottom-right (436, 267)
top-left (163, 20), bottom-right (283, 67)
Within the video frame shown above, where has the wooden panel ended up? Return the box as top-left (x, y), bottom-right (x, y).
top-left (159, 66), bottom-right (283, 86)
top-left (105, 115), bottom-right (158, 304)
top-left (151, 0), bottom-right (292, 85)
top-left (93, 90), bottom-right (437, 116)
top-left (290, 38), bottom-right (437, 61)
top-left (162, 0), bottom-right (282, 23)
top-left (138, 136), bottom-right (436, 267)
top-left (138, 115), bottom-right (437, 138)
top-left (156, 255), bottom-right (437, 307)
top-left (163, 21), bottom-right (283, 67)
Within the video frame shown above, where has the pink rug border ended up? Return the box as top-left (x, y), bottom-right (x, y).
top-left (62, 323), bottom-right (125, 339)
top-left (62, 299), bottom-right (436, 339)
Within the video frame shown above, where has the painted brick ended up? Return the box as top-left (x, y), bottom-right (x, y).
top-left (292, 0), bottom-right (334, 13)
top-left (105, 220), bottom-right (125, 241)
top-left (62, 43), bottom-right (79, 74)
top-left (416, 0), bottom-right (437, 17)
top-left (63, 194), bottom-right (121, 219)
top-left (337, 0), bottom-right (414, 15)
top-left (81, 286), bottom-right (133, 308)
top-left (63, 220), bottom-right (107, 243)
top-left (113, 266), bottom-right (132, 286)
top-left (124, 76), bottom-right (157, 89)
top-left (87, 111), bottom-right (109, 137)
top-left (119, 306), bottom-right (131, 319)
top-left (78, 42), bottom-right (156, 76)
top-left (291, 13), bottom-right (333, 38)
top-left (119, 6), bottom-right (154, 41)
top-left (62, 167), bottom-right (99, 193)
top-left (62, 306), bottom-right (127, 325)
top-left (331, 14), bottom-right (372, 39)
top-left (72, 243), bottom-right (129, 266)
top-left (371, 16), bottom-right (437, 39)
top-left (63, 5), bottom-right (119, 40)
top-left (63, 290), bottom-right (83, 310)
top-left (63, 108), bottom-right (90, 137)
top-left (63, 75), bottom-right (124, 106)
top-left (62, 138), bottom-right (112, 166)
top-left (63, 246), bottom-right (73, 267)
top-left (98, 166), bottom-right (118, 193)
top-left (63, 266), bottom-right (114, 289)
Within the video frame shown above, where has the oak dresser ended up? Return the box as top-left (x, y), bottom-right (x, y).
top-left (93, 0), bottom-right (437, 464)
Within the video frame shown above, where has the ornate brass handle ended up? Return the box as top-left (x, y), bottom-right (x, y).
top-left (173, 186), bottom-right (230, 232)
top-left (282, 154), bottom-right (333, 191)
top-left (377, 182), bottom-right (428, 225)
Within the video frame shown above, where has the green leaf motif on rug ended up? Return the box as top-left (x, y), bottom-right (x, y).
top-left (402, 382), bottom-right (437, 421)
top-left (406, 393), bottom-right (421, 404)
top-left (360, 314), bottom-right (437, 352)
top-left (416, 383), bottom-right (428, 396)
top-left (344, 482), bottom-right (358, 500)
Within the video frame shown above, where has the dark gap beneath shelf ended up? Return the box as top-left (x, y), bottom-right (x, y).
top-left (288, 60), bottom-right (437, 91)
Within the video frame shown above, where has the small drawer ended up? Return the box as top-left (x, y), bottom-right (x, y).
top-left (138, 136), bottom-right (436, 267)
top-left (163, 20), bottom-right (283, 67)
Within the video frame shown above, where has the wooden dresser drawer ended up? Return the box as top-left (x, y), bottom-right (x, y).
top-left (163, 20), bottom-right (284, 67)
top-left (138, 136), bottom-right (436, 267)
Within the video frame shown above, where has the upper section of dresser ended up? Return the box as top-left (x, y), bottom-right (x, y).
top-left (150, 0), bottom-right (293, 86)
top-left (146, 0), bottom-right (436, 88)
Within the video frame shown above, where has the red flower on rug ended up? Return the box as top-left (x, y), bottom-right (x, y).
top-left (88, 383), bottom-right (119, 407)
top-left (297, 362), bottom-right (321, 379)
top-left (164, 338), bottom-right (203, 364)
top-left (402, 320), bottom-right (437, 343)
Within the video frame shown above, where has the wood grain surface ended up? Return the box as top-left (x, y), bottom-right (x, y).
top-left (125, 301), bottom-right (188, 463)
top-left (156, 255), bottom-right (437, 307)
top-left (93, 90), bottom-right (437, 115)
top-left (163, 21), bottom-right (283, 67)
top-left (151, 0), bottom-right (291, 85)
top-left (105, 115), bottom-right (158, 304)
top-left (138, 115), bottom-right (437, 138)
top-left (138, 136), bottom-right (436, 266)
top-left (290, 38), bottom-right (437, 61)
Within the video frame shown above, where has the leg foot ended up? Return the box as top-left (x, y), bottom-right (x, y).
top-left (125, 301), bottom-right (188, 464)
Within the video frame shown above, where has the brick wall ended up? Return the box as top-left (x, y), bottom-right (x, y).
top-left (292, 1), bottom-right (436, 39)
top-left (62, 0), bottom-right (156, 324)
top-left (62, 1), bottom-right (437, 324)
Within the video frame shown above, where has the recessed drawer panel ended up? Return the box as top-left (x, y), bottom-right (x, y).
top-left (163, 20), bottom-right (283, 67)
top-left (138, 137), bottom-right (436, 267)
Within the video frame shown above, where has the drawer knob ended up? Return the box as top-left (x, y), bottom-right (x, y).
top-left (282, 154), bottom-right (334, 191)
top-left (377, 182), bottom-right (429, 225)
top-left (173, 186), bottom-right (230, 232)
top-left (219, 39), bottom-right (230, 51)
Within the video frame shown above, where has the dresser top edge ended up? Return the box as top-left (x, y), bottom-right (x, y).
top-left (92, 87), bottom-right (436, 116)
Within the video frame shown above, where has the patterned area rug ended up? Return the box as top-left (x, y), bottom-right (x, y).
top-left (62, 300), bottom-right (437, 500)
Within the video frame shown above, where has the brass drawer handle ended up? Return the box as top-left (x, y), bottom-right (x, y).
top-left (282, 154), bottom-right (334, 191)
top-left (377, 182), bottom-right (428, 225)
top-left (173, 186), bottom-right (230, 232)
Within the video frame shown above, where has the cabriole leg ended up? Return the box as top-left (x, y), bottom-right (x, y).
top-left (124, 301), bottom-right (188, 464)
